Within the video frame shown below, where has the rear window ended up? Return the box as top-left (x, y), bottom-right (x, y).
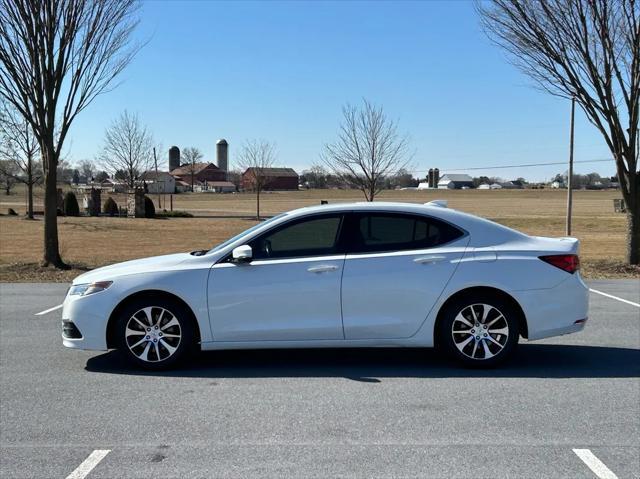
top-left (351, 213), bottom-right (463, 253)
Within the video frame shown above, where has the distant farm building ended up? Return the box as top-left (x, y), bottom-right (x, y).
top-left (140, 171), bottom-right (176, 194)
top-left (500, 180), bottom-right (524, 189)
top-left (175, 180), bottom-right (192, 193)
top-left (195, 181), bottom-right (236, 193)
top-left (98, 178), bottom-right (127, 193)
top-left (170, 162), bottom-right (227, 185)
top-left (166, 140), bottom-right (231, 193)
top-left (242, 167), bottom-right (299, 191)
top-left (437, 174), bottom-right (473, 189)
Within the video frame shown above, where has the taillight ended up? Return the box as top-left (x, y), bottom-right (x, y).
top-left (539, 254), bottom-right (580, 273)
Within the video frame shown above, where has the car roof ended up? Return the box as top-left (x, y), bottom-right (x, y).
top-left (288, 201), bottom-right (445, 215)
top-left (285, 201), bottom-right (469, 223)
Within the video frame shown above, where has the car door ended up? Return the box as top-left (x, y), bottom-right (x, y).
top-left (341, 212), bottom-right (469, 339)
top-left (207, 213), bottom-right (346, 341)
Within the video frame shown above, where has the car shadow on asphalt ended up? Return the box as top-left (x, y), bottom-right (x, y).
top-left (84, 344), bottom-right (640, 380)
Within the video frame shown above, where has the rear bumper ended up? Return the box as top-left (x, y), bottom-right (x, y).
top-left (513, 273), bottom-right (589, 341)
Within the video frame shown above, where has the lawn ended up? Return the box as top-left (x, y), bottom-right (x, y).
top-left (0, 188), bottom-right (636, 281)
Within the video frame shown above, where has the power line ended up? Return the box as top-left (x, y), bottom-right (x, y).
top-left (410, 158), bottom-right (612, 174)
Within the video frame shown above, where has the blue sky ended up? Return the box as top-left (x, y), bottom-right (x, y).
top-left (66, 0), bottom-right (615, 182)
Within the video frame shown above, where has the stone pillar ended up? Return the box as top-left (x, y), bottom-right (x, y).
top-left (90, 188), bottom-right (101, 216)
top-left (127, 188), bottom-right (145, 218)
top-left (82, 194), bottom-right (92, 215)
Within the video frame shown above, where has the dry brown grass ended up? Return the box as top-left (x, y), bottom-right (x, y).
top-left (1, 188), bottom-right (636, 281)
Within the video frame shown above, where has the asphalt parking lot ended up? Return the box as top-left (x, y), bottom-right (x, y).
top-left (0, 280), bottom-right (638, 478)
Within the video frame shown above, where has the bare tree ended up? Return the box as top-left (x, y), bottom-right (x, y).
top-left (477, 0), bottom-right (640, 265)
top-left (322, 99), bottom-right (411, 202)
top-left (0, 0), bottom-right (142, 268)
top-left (78, 159), bottom-right (97, 183)
top-left (227, 169), bottom-right (243, 190)
top-left (181, 147), bottom-right (204, 192)
top-left (237, 140), bottom-right (276, 220)
top-left (302, 164), bottom-right (329, 189)
top-left (0, 104), bottom-right (41, 218)
top-left (0, 159), bottom-right (18, 195)
top-left (99, 111), bottom-right (154, 189)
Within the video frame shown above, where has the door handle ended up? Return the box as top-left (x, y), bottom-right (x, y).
top-left (413, 255), bottom-right (447, 264)
top-left (307, 264), bottom-right (339, 273)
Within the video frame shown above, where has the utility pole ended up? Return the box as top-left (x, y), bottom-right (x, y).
top-left (566, 96), bottom-right (575, 236)
top-left (153, 147), bottom-right (160, 210)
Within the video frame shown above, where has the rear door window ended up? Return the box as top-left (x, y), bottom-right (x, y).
top-left (349, 213), bottom-right (463, 253)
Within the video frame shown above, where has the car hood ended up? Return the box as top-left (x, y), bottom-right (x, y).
top-left (72, 253), bottom-right (195, 284)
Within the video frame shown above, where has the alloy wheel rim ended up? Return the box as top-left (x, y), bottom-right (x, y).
top-left (451, 303), bottom-right (509, 360)
top-left (125, 306), bottom-right (182, 362)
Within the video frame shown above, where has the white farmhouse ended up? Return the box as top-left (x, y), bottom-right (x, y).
top-left (437, 174), bottom-right (474, 189)
top-left (141, 171), bottom-right (176, 194)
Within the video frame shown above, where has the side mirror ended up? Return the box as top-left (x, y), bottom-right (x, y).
top-left (232, 245), bottom-right (252, 262)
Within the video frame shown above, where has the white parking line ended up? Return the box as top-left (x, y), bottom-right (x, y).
top-left (590, 289), bottom-right (640, 308)
top-left (573, 449), bottom-right (618, 479)
top-left (34, 304), bottom-right (63, 316)
top-left (66, 449), bottom-right (110, 479)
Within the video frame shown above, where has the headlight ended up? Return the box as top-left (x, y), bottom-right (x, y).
top-left (68, 281), bottom-right (113, 296)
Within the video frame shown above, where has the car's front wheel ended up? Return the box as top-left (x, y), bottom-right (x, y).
top-left (439, 294), bottom-right (519, 367)
top-left (115, 297), bottom-right (195, 370)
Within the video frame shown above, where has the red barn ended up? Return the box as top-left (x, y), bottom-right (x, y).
top-left (170, 163), bottom-right (226, 184)
top-left (242, 167), bottom-right (299, 191)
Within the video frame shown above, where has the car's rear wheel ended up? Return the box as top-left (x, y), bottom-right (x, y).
top-left (439, 294), bottom-right (519, 367)
top-left (115, 297), bottom-right (195, 370)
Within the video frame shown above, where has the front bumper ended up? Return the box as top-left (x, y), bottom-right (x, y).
top-left (61, 292), bottom-right (112, 351)
top-left (62, 320), bottom-right (82, 339)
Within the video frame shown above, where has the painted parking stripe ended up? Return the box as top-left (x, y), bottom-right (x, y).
top-left (590, 289), bottom-right (640, 308)
top-left (34, 304), bottom-right (63, 316)
top-left (66, 449), bottom-right (110, 479)
top-left (573, 449), bottom-right (618, 479)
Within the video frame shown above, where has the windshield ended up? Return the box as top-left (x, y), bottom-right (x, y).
top-left (207, 213), bottom-right (288, 254)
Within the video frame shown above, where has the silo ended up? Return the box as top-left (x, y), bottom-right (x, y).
top-left (216, 139), bottom-right (228, 180)
top-left (169, 146), bottom-right (180, 171)
top-left (434, 168), bottom-right (440, 188)
top-left (428, 168), bottom-right (434, 188)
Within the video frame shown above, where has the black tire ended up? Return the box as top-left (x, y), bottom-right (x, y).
top-left (115, 296), bottom-right (196, 370)
top-left (438, 293), bottom-right (519, 368)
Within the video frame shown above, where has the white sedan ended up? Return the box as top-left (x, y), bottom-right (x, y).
top-left (62, 201), bottom-right (588, 369)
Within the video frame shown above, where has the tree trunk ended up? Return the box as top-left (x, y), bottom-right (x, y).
top-left (616, 148), bottom-right (639, 265)
top-left (368, 183), bottom-right (375, 202)
top-left (41, 144), bottom-right (66, 268)
top-left (27, 181), bottom-right (33, 219)
top-left (628, 204), bottom-right (639, 265)
top-left (256, 187), bottom-right (261, 220)
top-left (625, 166), bottom-right (639, 265)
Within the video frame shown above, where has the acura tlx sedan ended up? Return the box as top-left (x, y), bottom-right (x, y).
top-left (62, 201), bottom-right (588, 369)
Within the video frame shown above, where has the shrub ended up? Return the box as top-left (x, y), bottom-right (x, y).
top-left (144, 195), bottom-right (155, 218)
top-left (63, 192), bottom-right (80, 217)
top-left (103, 197), bottom-right (119, 217)
top-left (155, 209), bottom-right (194, 218)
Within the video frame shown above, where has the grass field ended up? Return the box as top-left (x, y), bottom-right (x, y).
top-left (0, 187), bottom-right (637, 281)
